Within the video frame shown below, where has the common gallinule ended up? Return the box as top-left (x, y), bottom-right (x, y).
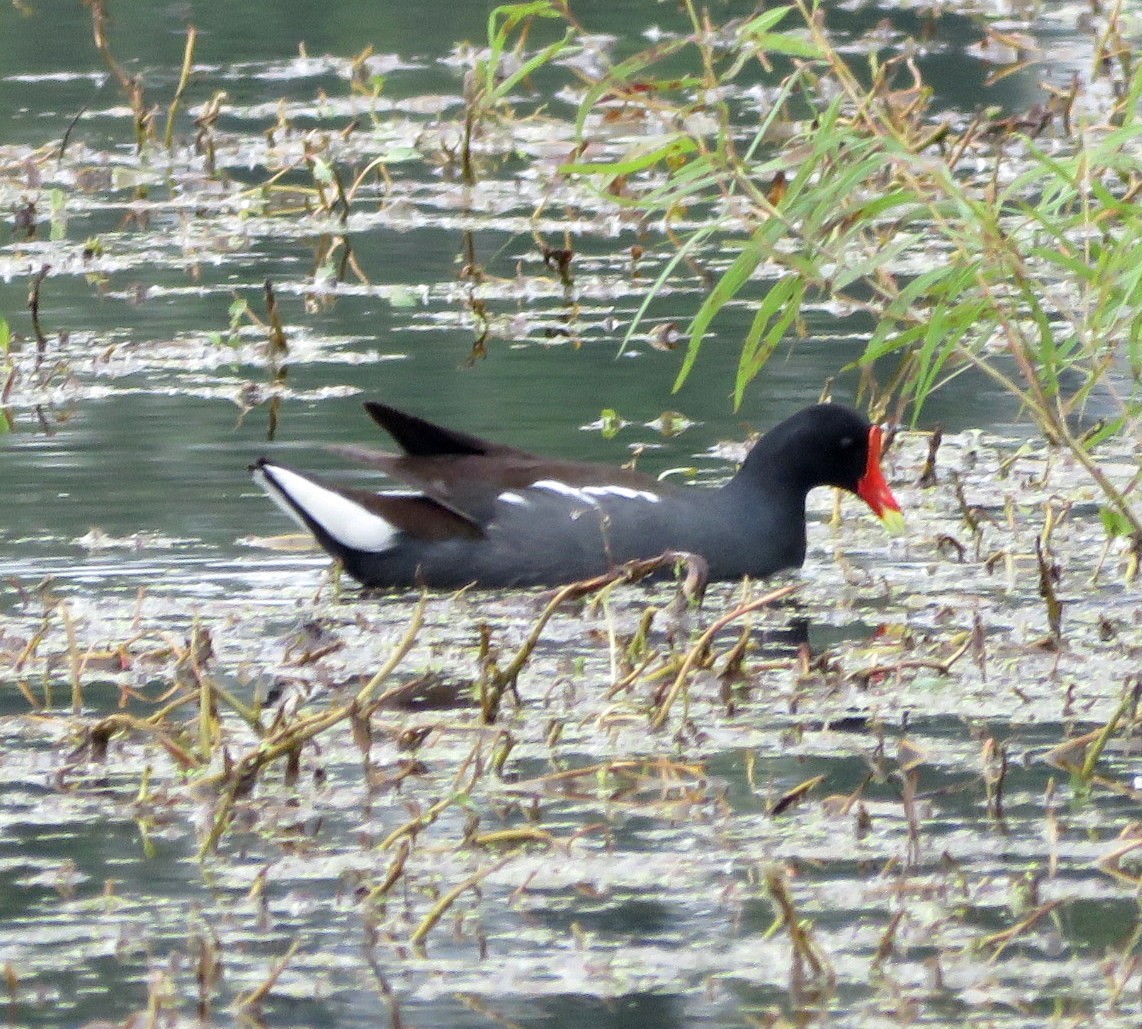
top-left (251, 401), bottom-right (904, 589)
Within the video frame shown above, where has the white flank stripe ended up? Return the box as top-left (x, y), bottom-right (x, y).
top-left (498, 491), bottom-right (528, 506)
top-left (534, 480), bottom-right (660, 504)
top-left (533, 479), bottom-right (589, 501)
top-left (582, 485), bottom-right (660, 503)
top-left (255, 465), bottom-right (398, 552)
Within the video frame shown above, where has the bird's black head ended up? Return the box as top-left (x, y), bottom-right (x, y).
top-left (737, 404), bottom-right (902, 523)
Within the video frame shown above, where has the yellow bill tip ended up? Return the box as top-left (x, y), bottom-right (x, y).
top-left (877, 508), bottom-right (907, 536)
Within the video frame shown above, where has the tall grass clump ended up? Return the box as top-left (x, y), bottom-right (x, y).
top-left (561, 0), bottom-right (1141, 553)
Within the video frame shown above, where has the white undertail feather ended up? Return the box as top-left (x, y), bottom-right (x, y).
top-left (254, 464), bottom-right (398, 552)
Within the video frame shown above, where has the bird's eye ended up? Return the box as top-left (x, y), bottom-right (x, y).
top-left (839, 436), bottom-right (853, 449)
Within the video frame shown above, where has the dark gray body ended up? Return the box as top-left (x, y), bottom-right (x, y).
top-left (328, 477), bottom-right (806, 588)
top-left (253, 401), bottom-right (883, 590)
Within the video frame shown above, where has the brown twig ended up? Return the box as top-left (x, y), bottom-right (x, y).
top-left (235, 939), bottom-right (301, 1013)
top-left (27, 264), bottom-right (50, 368)
top-left (981, 901), bottom-right (1064, 961)
top-left (163, 24), bottom-right (198, 150)
top-left (409, 854), bottom-right (516, 950)
top-left (480, 551), bottom-right (707, 723)
top-left (196, 595), bottom-right (425, 858)
top-left (650, 582), bottom-right (802, 730)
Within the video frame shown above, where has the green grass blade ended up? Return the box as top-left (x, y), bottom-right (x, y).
top-left (733, 274), bottom-right (804, 409)
top-left (673, 229), bottom-right (775, 392)
top-left (560, 136), bottom-right (697, 176)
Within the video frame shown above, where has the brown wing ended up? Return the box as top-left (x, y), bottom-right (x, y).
top-left (363, 401), bottom-right (529, 458)
top-left (326, 485), bottom-right (484, 541)
top-left (328, 446), bottom-right (667, 524)
top-left (252, 457), bottom-right (486, 543)
top-left (328, 401), bottom-right (668, 525)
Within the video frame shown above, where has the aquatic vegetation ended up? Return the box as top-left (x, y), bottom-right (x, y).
top-left (0, 1), bottom-right (1140, 1025)
top-left (2, 424), bottom-right (1141, 1026)
top-left (559, 0), bottom-right (1142, 553)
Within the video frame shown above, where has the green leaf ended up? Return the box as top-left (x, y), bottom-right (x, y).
top-left (738, 5), bottom-right (793, 34)
top-left (386, 285), bottom-right (418, 308)
top-left (830, 232), bottom-right (918, 293)
top-left (598, 408), bottom-right (624, 439)
top-left (1082, 416), bottom-right (1126, 451)
top-left (489, 30), bottom-right (577, 102)
top-left (618, 225), bottom-right (718, 356)
top-left (487, 1), bottom-right (560, 51)
top-left (49, 189), bottom-right (67, 242)
top-left (863, 320), bottom-right (929, 365)
top-left (560, 136), bottom-right (697, 177)
top-left (227, 298), bottom-right (249, 329)
top-left (311, 157), bottom-right (334, 184)
top-left (1016, 282), bottom-right (1060, 397)
top-left (862, 259), bottom-right (973, 365)
top-left (1099, 506), bottom-right (1133, 539)
top-left (485, 2), bottom-right (564, 94)
top-left (1028, 244), bottom-right (1091, 283)
top-left (573, 37), bottom-right (690, 139)
top-left (0, 317), bottom-right (9, 355)
top-left (733, 274), bottom-right (804, 409)
top-left (852, 188), bottom-right (918, 222)
top-left (745, 31), bottom-right (822, 59)
top-left (673, 235), bottom-right (766, 392)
